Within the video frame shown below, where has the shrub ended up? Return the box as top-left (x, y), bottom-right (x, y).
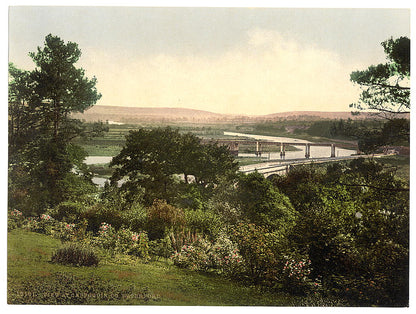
top-left (120, 205), bottom-right (148, 232)
top-left (22, 217), bottom-right (42, 233)
top-left (230, 223), bottom-right (282, 286)
top-left (48, 201), bottom-right (85, 223)
top-left (92, 222), bottom-right (150, 259)
top-left (115, 227), bottom-right (150, 259)
top-left (146, 200), bottom-right (185, 240)
top-left (171, 233), bottom-right (244, 276)
top-left (37, 214), bottom-right (55, 235)
top-left (209, 233), bottom-right (245, 277)
top-left (8, 209), bottom-right (24, 231)
top-left (51, 243), bottom-right (99, 267)
top-left (82, 204), bottom-right (124, 233)
top-left (184, 208), bottom-right (222, 240)
top-left (149, 234), bottom-right (174, 259)
top-left (52, 221), bottom-right (77, 242)
top-left (171, 237), bottom-right (212, 271)
top-left (235, 172), bottom-right (297, 234)
top-left (281, 255), bottom-right (321, 295)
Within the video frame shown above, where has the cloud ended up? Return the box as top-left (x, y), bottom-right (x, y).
top-left (81, 28), bottom-right (361, 115)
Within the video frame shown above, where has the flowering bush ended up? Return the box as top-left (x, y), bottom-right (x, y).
top-left (10, 209), bottom-right (23, 217)
top-left (46, 221), bottom-right (77, 242)
top-left (209, 234), bottom-right (245, 277)
top-left (114, 227), bottom-right (150, 259)
top-left (98, 222), bottom-right (114, 237)
top-left (171, 238), bottom-right (211, 271)
top-left (8, 209), bottom-right (24, 231)
top-left (171, 234), bottom-right (245, 276)
top-left (93, 222), bottom-right (149, 259)
top-left (93, 222), bottom-right (116, 249)
top-left (281, 256), bottom-right (321, 295)
top-left (22, 217), bottom-right (42, 233)
top-left (40, 214), bottom-right (52, 220)
top-left (38, 214), bottom-right (55, 235)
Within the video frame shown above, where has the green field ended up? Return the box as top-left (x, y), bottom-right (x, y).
top-left (8, 229), bottom-right (305, 305)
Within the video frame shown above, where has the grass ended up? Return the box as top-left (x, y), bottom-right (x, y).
top-left (8, 229), bottom-right (297, 305)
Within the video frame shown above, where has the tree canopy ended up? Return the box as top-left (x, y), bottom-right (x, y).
top-left (350, 36), bottom-right (410, 117)
top-left (349, 36), bottom-right (410, 153)
top-left (110, 127), bottom-right (239, 205)
top-left (8, 34), bottom-right (104, 213)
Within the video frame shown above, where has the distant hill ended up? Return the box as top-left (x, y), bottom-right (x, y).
top-left (72, 105), bottom-right (375, 123)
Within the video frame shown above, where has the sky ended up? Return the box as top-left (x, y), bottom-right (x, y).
top-left (8, 4), bottom-right (411, 115)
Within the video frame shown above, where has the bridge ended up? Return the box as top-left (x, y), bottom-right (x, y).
top-left (239, 154), bottom-right (388, 178)
top-left (202, 139), bottom-right (357, 159)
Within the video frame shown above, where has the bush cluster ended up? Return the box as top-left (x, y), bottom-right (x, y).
top-left (92, 222), bottom-right (150, 259)
top-left (171, 234), bottom-right (244, 276)
top-left (51, 243), bottom-right (99, 267)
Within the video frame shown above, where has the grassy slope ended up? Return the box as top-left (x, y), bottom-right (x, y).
top-left (7, 229), bottom-right (295, 305)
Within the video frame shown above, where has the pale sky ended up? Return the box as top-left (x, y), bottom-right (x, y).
top-left (8, 5), bottom-right (410, 115)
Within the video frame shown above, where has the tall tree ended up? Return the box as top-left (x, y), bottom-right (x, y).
top-left (29, 34), bottom-right (101, 139)
top-left (8, 34), bottom-right (103, 212)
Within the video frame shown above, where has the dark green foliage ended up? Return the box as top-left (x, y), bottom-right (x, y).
top-left (184, 208), bottom-right (222, 240)
top-left (110, 127), bottom-right (238, 204)
top-left (235, 172), bottom-right (296, 234)
top-left (82, 203), bottom-right (124, 233)
top-left (48, 201), bottom-right (85, 223)
top-left (149, 235), bottom-right (174, 259)
top-left (173, 183), bottom-right (205, 210)
top-left (8, 34), bottom-right (105, 212)
top-left (273, 158), bottom-right (409, 306)
top-left (230, 223), bottom-right (282, 286)
top-left (51, 243), bottom-right (99, 267)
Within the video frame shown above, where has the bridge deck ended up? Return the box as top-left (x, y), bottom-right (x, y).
top-left (239, 154), bottom-right (388, 177)
top-left (202, 139), bottom-right (353, 147)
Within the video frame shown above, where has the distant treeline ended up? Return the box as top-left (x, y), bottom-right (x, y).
top-left (300, 119), bottom-right (379, 140)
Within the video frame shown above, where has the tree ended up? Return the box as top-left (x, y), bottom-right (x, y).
top-left (8, 34), bottom-right (103, 212)
top-left (349, 37), bottom-right (410, 153)
top-left (110, 127), bottom-right (239, 205)
top-left (350, 36), bottom-right (410, 117)
top-left (235, 172), bottom-right (297, 234)
top-left (29, 34), bottom-right (101, 139)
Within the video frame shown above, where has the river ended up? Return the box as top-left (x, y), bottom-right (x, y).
top-left (85, 131), bottom-right (357, 186)
top-left (224, 131), bottom-right (357, 159)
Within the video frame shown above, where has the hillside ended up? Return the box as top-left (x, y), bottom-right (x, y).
top-left (72, 105), bottom-right (374, 124)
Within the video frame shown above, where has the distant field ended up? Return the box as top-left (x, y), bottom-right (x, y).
top-left (76, 122), bottom-right (313, 157)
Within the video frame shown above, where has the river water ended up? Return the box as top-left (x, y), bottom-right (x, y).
top-left (224, 131), bottom-right (357, 159)
top-left (85, 131), bottom-right (357, 186)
